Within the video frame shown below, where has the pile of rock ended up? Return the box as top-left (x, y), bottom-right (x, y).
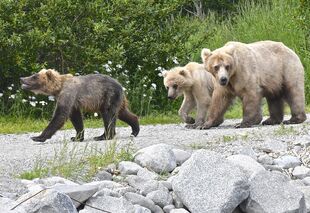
top-left (1, 143), bottom-right (310, 213)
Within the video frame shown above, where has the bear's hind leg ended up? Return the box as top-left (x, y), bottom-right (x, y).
top-left (94, 110), bottom-right (117, 141)
top-left (262, 97), bottom-right (284, 125)
top-left (70, 107), bottom-right (84, 141)
top-left (283, 87), bottom-right (306, 124)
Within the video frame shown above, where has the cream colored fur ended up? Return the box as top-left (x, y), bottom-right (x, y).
top-left (163, 62), bottom-right (215, 128)
top-left (201, 40), bottom-right (306, 129)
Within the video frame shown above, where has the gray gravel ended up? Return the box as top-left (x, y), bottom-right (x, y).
top-left (0, 115), bottom-right (309, 178)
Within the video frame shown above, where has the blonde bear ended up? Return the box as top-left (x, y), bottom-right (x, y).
top-left (163, 62), bottom-right (215, 128)
top-left (201, 40), bottom-right (306, 129)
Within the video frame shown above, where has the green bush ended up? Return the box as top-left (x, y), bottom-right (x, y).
top-left (0, 0), bottom-right (308, 118)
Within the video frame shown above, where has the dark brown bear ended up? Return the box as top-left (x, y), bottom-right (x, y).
top-left (20, 69), bottom-right (139, 142)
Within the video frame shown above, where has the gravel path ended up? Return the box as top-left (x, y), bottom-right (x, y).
top-left (0, 115), bottom-right (310, 177)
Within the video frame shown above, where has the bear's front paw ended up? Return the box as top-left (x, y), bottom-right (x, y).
top-left (71, 136), bottom-right (84, 142)
top-left (185, 123), bottom-right (197, 129)
top-left (199, 122), bottom-right (212, 130)
top-left (31, 136), bottom-right (47, 142)
top-left (185, 117), bottom-right (195, 124)
top-left (234, 122), bottom-right (252, 128)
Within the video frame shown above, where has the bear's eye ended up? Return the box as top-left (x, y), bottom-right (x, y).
top-left (173, 84), bottom-right (178, 89)
top-left (32, 74), bottom-right (38, 80)
top-left (225, 65), bottom-right (230, 70)
top-left (214, 65), bottom-right (220, 71)
top-left (166, 86), bottom-right (169, 90)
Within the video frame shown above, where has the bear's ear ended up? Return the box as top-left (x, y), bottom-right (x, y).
top-left (46, 69), bottom-right (56, 81)
top-left (201, 48), bottom-right (212, 63)
top-left (179, 69), bottom-right (187, 76)
top-left (162, 70), bottom-right (168, 78)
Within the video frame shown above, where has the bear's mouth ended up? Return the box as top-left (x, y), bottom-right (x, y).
top-left (20, 78), bottom-right (33, 90)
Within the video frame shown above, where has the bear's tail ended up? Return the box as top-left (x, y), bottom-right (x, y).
top-left (118, 96), bottom-right (140, 137)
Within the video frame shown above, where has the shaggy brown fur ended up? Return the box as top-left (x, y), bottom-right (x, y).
top-left (201, 41), bottom-right (306, 129)
top-left (20, 69), bottom-right (139, 142)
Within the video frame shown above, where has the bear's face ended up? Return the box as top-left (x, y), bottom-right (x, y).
top-left (163, 68), bottom-right (190, 100)
top-left (201, 48), bottom-right (235, 86)
top-left (20, 69), bottom-right (63, 95)
top-left (207, 53), bottom-right (234, 86)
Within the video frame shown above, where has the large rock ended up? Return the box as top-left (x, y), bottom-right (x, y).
top-left (227, 154), bottom-right (265, 177)
top-left (124, 192), bottom-right (159, 212)
top-left (297, 186), bottom-right (310, 212)
top-left (32, 176), bottom-right (78, 187)
top-left (52, 184), bottom-right (98, 208)
top-left (293, 166), bottom-right (310, 179)
top-left (171, 149), bottom-right (191, 165)
top-left (18, 189), bottom-right (77, 213)
top-left (126, 175), bottom-right (166, 195)
top-left (119, 161), bottom-right (143, 175)
top-left (137, 168), bottom-right (159, 180)
top-left (134, 144), bottom-right (177, 173)
top-left (0, 197), bottom-right (26, 213)
top-left (273, 155), bottom-right (301, 169)
top-left (172, 150), bottom-right (249, 213)
top-left (146, 189), bottom-right (173, 208)
top-left (241, 170), bottom-right (306, 212)
top-left (81, 192), bottom-right (135, 213)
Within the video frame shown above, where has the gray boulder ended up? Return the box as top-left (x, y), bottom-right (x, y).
top-left (297, 186), bottom-right (310, 213)
top-left (172, 150), bottom-right (249, 213)
top-left (134, 205), bottom-right (152, 213)
top-left (257, 154), bottom-right (273, 165)
top-left (134, 144), bottom-right (177, 173)
top-left (81, 196), bottom-right (134, 213)
top-left (170, 209), bottom-right (189, 213)
top-left (119, 161), bottom-right (143, 175)
top-left (241, 170), bottom-right (306, 213)
top-left (52, 184), bottom-right (98, 208)
top-left (273, 155), bottom-right (301, 169)
top-left (146, 189), bottom-right (173, 208)
top-left (124, 192), bottom-right (158, 212)
top-left (126, 175), bottom-right (166, 195)
top-left (85, 180), bottom-right (123, 190)
top-left (227, 154), bottom-right (265, 177)
top-left (163, 204), bottom-right (175, 213)
top-left (171, 149), bottom-right (191, 165)
top-left (137, 168), bottom-right (159, 180)
top-left (93, 170), bottom-right (113, 181)
top-left (18, 189), bottom-right (77, 213)
top-left (0, 197), bottom-right (26, 213)
top-left (293, 166), bottom-right (310, 179)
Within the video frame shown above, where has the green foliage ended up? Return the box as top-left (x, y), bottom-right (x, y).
top-left (0, 0), bottom-right (309, 118)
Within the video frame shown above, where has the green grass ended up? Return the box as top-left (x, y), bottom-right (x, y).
top-left (18, 139), bottom-right (135, 181)
top-left (1, 103), bottom-right (310, 134)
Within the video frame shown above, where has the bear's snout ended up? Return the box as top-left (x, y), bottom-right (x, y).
top-left (168, 95), bottom-right (176, 100)
top-left (219, 77), bottom-right (228, 86)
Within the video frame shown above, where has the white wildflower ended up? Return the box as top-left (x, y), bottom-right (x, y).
top-left (8, 86), bottom-right (12, 91)
top-left (48, 96), bottom-right (55, 101)
top-left (172, 57), bottom-right (179, 64)
top-left (108, 60), bottom-right (112, 65)
top-left (143, 84), bottom-right (147, 88)
top-left (94, 112), bottom-right (98, 117)
top-left (122, 87), bottom-right (127, 91)
top-left (0, 93), bottom-right (3, 97)
top-left (11, 84), bottom-right (14, 87)
top-left (143, 94), bottom-right (147, 97)
top-left (151, 83), bottom-right (157, 89)
top-left (124, 69), bottom-right (129, 73)
top-left (30, 101), bottom-right (36, 107)
top-left (39, 101), bottom-right (47, 106)
top-left (22, 99), bottom-right (27, 103)
top-left (9, 94), bottom-right (15, 99)
top-left (158, 72), bottom-right (163, 77)
top-left (137, 65), bottom-right (142, 70)
top-left (116, 64), bottom-right (122, 69)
